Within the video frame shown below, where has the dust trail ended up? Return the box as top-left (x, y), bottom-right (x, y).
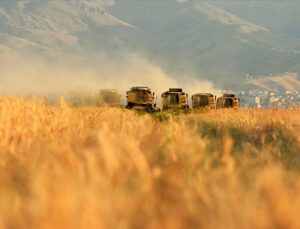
top-left (0, 52), bottom-right (220, 105)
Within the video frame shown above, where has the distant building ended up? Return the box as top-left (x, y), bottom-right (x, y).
top-left (255, 96), bottom-right (261, 108)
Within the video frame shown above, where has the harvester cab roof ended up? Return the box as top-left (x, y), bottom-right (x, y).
top-left (127, 86), bottom-right (155, 96)
top-left (162, 88), bottom-right (185, 95)
top-left (169, 88), bottom-right (183, 92)
top-left (193, 93), bottom-right (214, 97)
top-left (130, 86), bottom-right (151, 91)
top-left (223, 94), bottom-right (236, 98)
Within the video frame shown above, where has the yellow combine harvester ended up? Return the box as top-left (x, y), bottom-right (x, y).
top-left (192, 93), bottom-right (216, 109)
top-left (161, 88), bottom-right (189, 111)
top-left (216, 94), bottom-right (239, 109)
top-left (126, 86), bottom-right (160, 112)
top-left (97, 89), bottom-right (121, 107)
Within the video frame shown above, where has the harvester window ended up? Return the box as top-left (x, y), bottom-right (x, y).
top-left (136, 90), bottom-right (149, 102)
top-left (195, 96), bottom-right (209, 106)
top-left (224, 98), bottom-right (233, 108)
top-left (169, 94), bottom-right (179, 105)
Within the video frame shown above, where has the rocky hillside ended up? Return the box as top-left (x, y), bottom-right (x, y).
top-left (1, 0), bottom-right (300, 89)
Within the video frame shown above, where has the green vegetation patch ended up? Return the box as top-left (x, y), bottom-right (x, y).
top-left (187, 119), bottom-right (300, 170)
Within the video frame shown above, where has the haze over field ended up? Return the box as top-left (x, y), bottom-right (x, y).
top-left (1, 0), bottom-right (300, 94)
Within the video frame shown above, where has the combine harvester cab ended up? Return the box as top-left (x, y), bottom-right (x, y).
top-left (97, 89), bottom-right (121, 107)
top-left (216, 94), bottom-right (240, 109)
top-left (161, 88), bottom-right (189, 111)
top-left (192, 93), bottom-right (216, 110)
top-left (126, 86), bottom-right (160, 112)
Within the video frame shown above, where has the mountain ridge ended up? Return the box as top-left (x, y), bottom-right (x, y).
top-left (1, 0), bottom-right (300, 89)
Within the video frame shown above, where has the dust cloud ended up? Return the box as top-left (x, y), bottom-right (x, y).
top-left (0, 51), bottom-right (220, 105)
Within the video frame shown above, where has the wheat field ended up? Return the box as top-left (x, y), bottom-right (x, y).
top-left (1, 97), bottom-right (300, 229)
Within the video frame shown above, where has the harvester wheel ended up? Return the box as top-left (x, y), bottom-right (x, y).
top-left (126, 103), bottom-right (134, 109)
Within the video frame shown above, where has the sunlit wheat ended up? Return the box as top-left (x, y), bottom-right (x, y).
top-left (0, 97), bottom-right (300, 229)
